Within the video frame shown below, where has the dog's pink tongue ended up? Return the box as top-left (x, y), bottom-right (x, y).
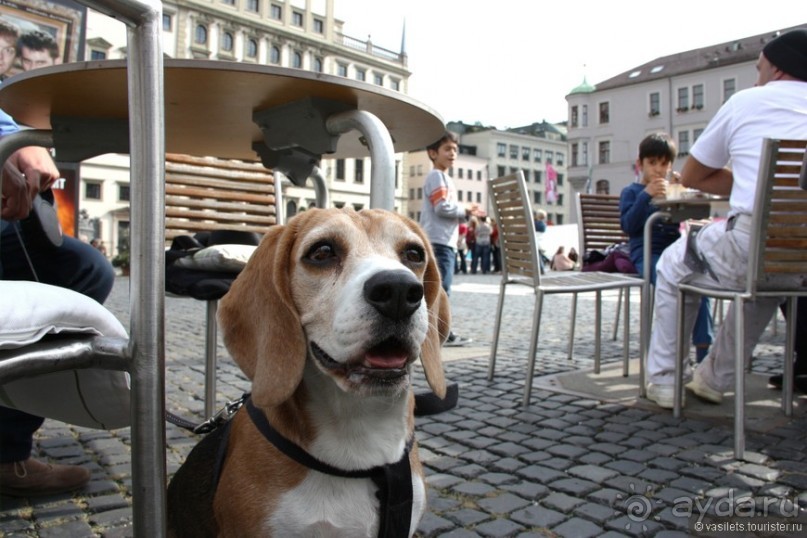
top-left (365, 351), bottom-right (408, 369)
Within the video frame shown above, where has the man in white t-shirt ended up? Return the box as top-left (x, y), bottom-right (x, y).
top-left (646, 28), bottom-right (807, 409)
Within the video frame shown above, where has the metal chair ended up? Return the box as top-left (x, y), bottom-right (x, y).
top-left (673, 138), bottom-right (807, 459)
top-left (487, 172), bottom-right (645, 405)
top-left (164, 153), bottom-right (277, 417)
top-left (576, 193), bottom-right (636, 346)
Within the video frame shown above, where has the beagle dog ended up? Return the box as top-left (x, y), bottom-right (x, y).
top-left (168, 208), bottom-right (448, 537)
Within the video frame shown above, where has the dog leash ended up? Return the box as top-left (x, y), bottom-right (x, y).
top-left (244, 397), bottom-right (414, 538)
top-left (165, 393), bottom-right (248, 435)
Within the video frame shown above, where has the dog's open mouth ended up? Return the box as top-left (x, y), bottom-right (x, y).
top-left (311, 338), bottom-right (413, 382)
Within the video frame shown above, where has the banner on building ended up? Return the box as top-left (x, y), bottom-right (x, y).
top-left (545, 163), bottom-right (558, 204)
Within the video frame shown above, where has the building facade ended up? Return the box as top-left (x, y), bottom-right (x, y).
top-left (565, 23), bottom-right (807, 224)
top-left (453, 122), bottom-right (569, 224)
top-left (77, 0), bottom-right (411, 256)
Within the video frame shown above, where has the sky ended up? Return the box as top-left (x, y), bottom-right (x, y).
top-left (333, 0), bottom-right (802, 128)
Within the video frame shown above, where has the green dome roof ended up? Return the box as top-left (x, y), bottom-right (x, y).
top-left (569, 77), bottom-right (595, 94)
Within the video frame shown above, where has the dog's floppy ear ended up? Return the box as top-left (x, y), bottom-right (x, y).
top-left (219, 222), bottom-right (306, 408)
top-left (415, 227), bottom-right (448, 399)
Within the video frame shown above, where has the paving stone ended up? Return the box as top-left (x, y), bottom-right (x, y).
top-left (548, 477), bottom-right (600, 497)
top-left (444, 508), bottom-right (490, 527)
top-left (551, 516), bottom-right (602, 538)
top-left (471, 517), bottom-right (524, 536)
top-left (573, 501), bottom-right (619, 524)
top-left (417, 512), bottom-right (455, 535)
top-left (541, 491), bottom-right (584, 513)
top-left (509, 505), bottom-right (566, 529)
top-left (516, 464), bottom-right (565, 483)
top-left (476, 493), bottom-right (531, 514)
top-left (452, 481), bottom-right (496, 497)
top-left (567, 464), bottom-right (620, 484)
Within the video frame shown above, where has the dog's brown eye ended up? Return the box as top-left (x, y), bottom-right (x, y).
top-left (403, 245), bottom-right (425, 264)
top-left (305, 242), bottom-right (338, 265)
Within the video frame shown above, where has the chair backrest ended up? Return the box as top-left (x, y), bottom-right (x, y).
top-left (488, 171), bottom-right (541, 286)
top-left (576, 193), bottom-right (628, 256)
top-left (164, 153), bottom-right (277, 245)
top-left (747, 138), bottom-right (807, 293)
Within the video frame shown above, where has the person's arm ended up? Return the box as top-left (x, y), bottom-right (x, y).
top-left (1, 146), bottom-right (60, 221)
top-left (619, 187), bottom-right (652, 237)
top-left (428, 172), bottom-right (465, 219)
top-left (680, 157), bottom-right (733, 195)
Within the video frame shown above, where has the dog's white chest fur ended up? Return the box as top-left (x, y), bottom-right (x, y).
top-left (265, 472), bottom-right (426, 537)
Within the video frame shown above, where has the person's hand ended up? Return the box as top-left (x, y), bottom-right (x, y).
top-left (1, 146), bottom-right (59, 221)
top-left (644, 175), bottom-right (668, 198)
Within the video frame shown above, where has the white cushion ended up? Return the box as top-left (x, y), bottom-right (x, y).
top-left (0, 281), bottom-right (130, 429)
top-left (174, 243), bottom-right (257, 272)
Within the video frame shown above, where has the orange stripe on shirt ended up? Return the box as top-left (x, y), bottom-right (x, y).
top-left (429, 187), bottom-right (449, 206)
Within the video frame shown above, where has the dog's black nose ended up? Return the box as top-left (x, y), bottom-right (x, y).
top-left (364, 270), bottom-right (424, 321)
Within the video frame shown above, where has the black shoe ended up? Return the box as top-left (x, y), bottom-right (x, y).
top-left (444, 332), bottom-right (472, 347)
top-left (769, 374), bottom-right (807, 393)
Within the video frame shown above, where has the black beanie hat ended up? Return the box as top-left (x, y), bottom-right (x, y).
top-left (762, 28), bottom-right (807, 82)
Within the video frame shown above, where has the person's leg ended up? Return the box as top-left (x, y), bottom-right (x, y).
top-left (770, 297), bottom-right (807, 391)
top-left (430, 243), bottom-right (454, 295)
top-left (1, 221), bottom-right (114, 303)
top-left (0, 221), bottom-right (112, 494)
top-left (692, 297), bottom-right (714, 363)
top-left (480, 245), bottom-right (491, 274)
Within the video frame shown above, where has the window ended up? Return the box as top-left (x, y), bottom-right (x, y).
top-left (335, 158), bottom-right (345, 180)
top-left (477, 171), bottom-right (482, 181)
top-left (533, 191), bottom-right (542, 205)
top-left (270, 3), bottom-right (282, 20)
top-left (581, 142), bottom-right (588, 166)
top-left (723, 78), bottom-right (736, 102)
top-left (595, 179), bottom-right (610, 195)
top-left (556, 193), bottom-right (564, 206)
top-left (354, 159), bottom-right (364, 183)
top-left (390, 79), bottom-right (400, 91)
top-left (457, 168), bottom-right (463, 179)
top-left (692, 84), bottom-right (704, 109)
top-left (496, 143), bottom-right (506, 157)
top-left (313, 18), bottom-right (324, 34)
top-left (476, 192), bottom-right (481, 204)
top-left (374, 73), bottom-right (383, 86)
top-left (457, 190), bottom-right (463, 202)
top-left (247, 0), bottom-right (260, 12)
top-left (162, 13), bottom-right (173, 31)
top-left (497, 165), bottom-right (506, 177)
top-left (533, 148), bottom-right (542, 162)
top-left (509, 145), bottom-right (518, 159)
top-left (194, 24), bottom-right (208, 45)
top-left (118, 183), bottom-right (130, 202)
top-left (598, 141), bottom-right (610, 164)
top-left (292, 50), bottom-right (302, 68)
top-left (534, 170), bottom-right (542, 183)
top-left (678, 131), bottom-right (690, 155)
top-left (270, 45), bottom-right (280, 64)
top-left (85, 181), bottom-right (102, 200)
top-left (417, 188), bottom-right (422, 199)
top-left (246, 38), bottom-right (258, 58)
top-left (555, 214), bottom-right (564, 225)
top-left (599, 102), bottom-right (609, 124)
top-left (313, 57), bottom-right (323, 72)
top-left (90, 50), bottom-right (106, 60)
top-left (545, 151), bottom-right (553, 165)
top-left (570, 105), bottom-right (579, 128)
top-left (522, 170), bottom-right (530, 182)
top-left (693, 127), bottom-right (704, 142)
top-left (521, 147), bottom-right (530, 161)
top-left (409, 188), bottom-right (415, 200)
top-left (221, 31), bottom-right (234, 52)
top-left (677, 87), bottom-right (689, 111)
top-left (337, 63), bottom-right (347, 77)
top-left (355, 68), bottom-right (366, 81)
top-left (582, 105), bottom-right (588, 127)
top-left (292, 11), bottom-right (304, 27)
top-left (556, 173), bottom-right (564, 186)
top-left (221, 0), bottom-right (235, 5)
top-left (417, 165), bottom-right (423, 176)
top-left (409, 165), bottom-right (415, 178)
top-left (555, 153), bottom-right (564, 166)
top-left (571, 143), bottom-right (579, 167)
top-left (649, 92), bottom-right (660, 116)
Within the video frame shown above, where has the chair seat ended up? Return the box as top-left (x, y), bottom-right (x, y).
top-left (0, 281), bottom-right (130, 429)
top-left (540, 271), bottom-right (642, 294)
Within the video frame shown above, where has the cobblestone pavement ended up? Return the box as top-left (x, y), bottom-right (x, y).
top-left (1, 273), bottom-right (806, 537)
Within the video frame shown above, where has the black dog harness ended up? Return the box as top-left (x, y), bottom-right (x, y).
top-left (210, 396), bottom-right (415, 538)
